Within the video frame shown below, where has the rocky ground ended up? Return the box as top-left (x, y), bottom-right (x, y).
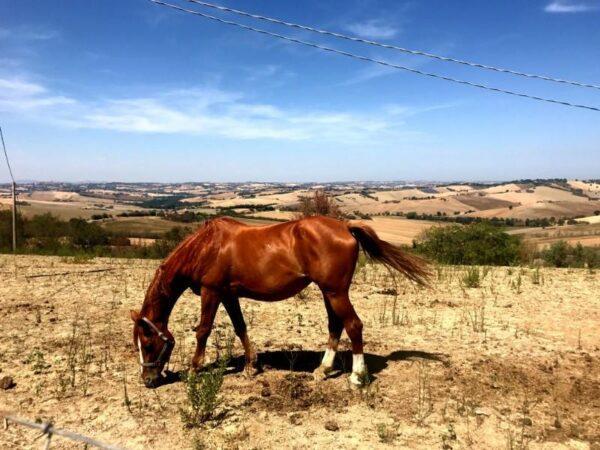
top-left (0, 255), bottom-right (599, 449)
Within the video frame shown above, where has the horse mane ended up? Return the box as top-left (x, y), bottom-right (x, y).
top-left (141, 219), bottom-right (221, 316)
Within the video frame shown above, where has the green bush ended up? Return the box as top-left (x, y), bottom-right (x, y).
top-left (542, 241), bottom-right (600, 268)
top-left (0, 210), bottom-right (24, 249)
top-left (179, 360), bottom-right (226, 427)
top-left (416, 222), bottom-right (522, 266)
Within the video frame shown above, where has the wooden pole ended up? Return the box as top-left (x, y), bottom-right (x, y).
top-left (11, 181), bottom-right (17, 252)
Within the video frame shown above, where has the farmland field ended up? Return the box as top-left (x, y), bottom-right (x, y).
top-left (1, 255), bottom-right (598, 449)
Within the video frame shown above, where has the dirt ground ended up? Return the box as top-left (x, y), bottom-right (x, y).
top-left (0, 255), bottom-right (599, 449)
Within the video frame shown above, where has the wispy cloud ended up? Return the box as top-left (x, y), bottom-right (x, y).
top-left (344, 19), bottom-right (399, 40)
top-left (0, 78), bottom-right (75, 111)
top-left (342, 41), bottom-right (456, 86)
top-left (0, 26), bottom-right (59, 41)
top-left (544, 1), bottom-right (599, 13)
top-left (0, 76), bottom-right (438, 144)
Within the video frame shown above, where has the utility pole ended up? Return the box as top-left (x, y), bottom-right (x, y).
top-left (1, 126), bottom-right (17, 252)
top-left (12, 181), bottom-right (17, 252)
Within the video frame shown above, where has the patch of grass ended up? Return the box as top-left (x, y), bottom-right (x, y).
top-left (54, 318), bottom-right (93, 398)
top-left (462, 267), bottom-right (481, 288)
top-left (465, 304), bottom-right (486, 333)
top-left (61, 254), bottom-right (95, 264)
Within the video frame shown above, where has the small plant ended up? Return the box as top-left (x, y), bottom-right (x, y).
top-left (531, 267), bottom-right (542, 285)
top-left (462, 267), bottom-right (481, 288)
top-left (376, 423), bottom-right (398, 444)
top-left (213, 326), bottom-right (235, 363)
top-left (466, 304), bottom-right (486, 333)
top-left (511, 273), bottom-right (523, 294)
top-left (180, 359), bottom-right (227, 427)
top-left (122, 373), bottom-right (133, 414)
top-left (25, 348), bottom-right (50, 374)
top-left (414, 360), bottom-right (433, 426)
top-left (54, 318), bottom-right (94, 397)
top-left (441, 423), bottom-right (457, 449)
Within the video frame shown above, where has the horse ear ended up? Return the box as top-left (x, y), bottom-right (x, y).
top-left (130, 310), bottom-right (140, 322)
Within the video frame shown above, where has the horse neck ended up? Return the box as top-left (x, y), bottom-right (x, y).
top-left (140, 223), bottom-right (212, 324)
top-left (140, 261), bottom-right (188, 326)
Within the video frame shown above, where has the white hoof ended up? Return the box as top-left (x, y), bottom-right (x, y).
top-left (314, 364), bottom-right (334, 380)
top-left (348, 371), bottom-right (367, 387)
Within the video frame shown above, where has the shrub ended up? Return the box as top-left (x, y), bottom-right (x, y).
top-left (543, 241), bottom-right (570, 267)
top-left (68, 218), bottom-right (109, 248)
top-left (180, 360), bottom-right (226, 427)
top-left (0, 210), bottom-right (24, 249)
top-left (296, 190), bottom-right (343, 219)
top-left (416, 222), bottom-right (522, 266)
top-left (542, 241), bottom-right (600, 268)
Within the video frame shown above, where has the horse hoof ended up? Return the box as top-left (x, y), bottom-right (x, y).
top-left (348, 372), bottom-right (367, 388)
top-left (313, 365), bottom-right (334, 380)
top-left (244, 365), bottom-right (261, 378)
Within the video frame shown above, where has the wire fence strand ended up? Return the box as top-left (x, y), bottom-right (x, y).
top-left (184, 0), bottom-right (600, 91)
top-left (149, 0), bottom-right (600, 113)
top-left (1, 411), bottom-right (125, 450)
top-left (0, 126), bottom-right (15, 183)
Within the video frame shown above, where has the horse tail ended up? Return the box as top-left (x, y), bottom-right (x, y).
top-left (347, 221), bottom-right (431, 287)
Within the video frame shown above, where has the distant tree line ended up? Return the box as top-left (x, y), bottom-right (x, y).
top-left (2, 208), bottom-right (598, 268)
top-left (0, 211), bottom-right (192, 259)
top-left (390, 211), bottom-right (581, 228)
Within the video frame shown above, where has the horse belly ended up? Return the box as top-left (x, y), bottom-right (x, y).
top-left (231, 270), bottom-right (310, 301)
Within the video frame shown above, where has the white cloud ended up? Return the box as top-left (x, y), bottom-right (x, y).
top-left (345, 20), bottom-right (399, 40)
top-left (544, 1), bottom-right (599, 13)
top-left (0, 78), bottom-right (75, 111)
top-left (0, 76), bottom-right (440, 144)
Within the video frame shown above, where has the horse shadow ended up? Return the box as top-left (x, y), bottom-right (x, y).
top-left (228, 348), bottom-right (449, 378)
top-left (159, 349), bottom-right (449, 387)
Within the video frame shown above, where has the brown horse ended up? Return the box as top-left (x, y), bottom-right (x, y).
top-left (130, 216), bottom-right (429, 388)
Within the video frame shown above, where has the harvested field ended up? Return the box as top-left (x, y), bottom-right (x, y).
top-left (101, 216), bottom-right (194, 236)
top-left (509, 223), bottom-right (600, 249)
top-left (368, 217), bottom-right (442, 246)
top-left (100, 216), bottom-right (279, 237)
top-left (454, 195), bottom-right (516, 211)
top-left (1, 255), bottom-right (598, 449)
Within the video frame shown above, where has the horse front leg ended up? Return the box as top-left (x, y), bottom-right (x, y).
top-left (222, 296), bottom-right (259, 375)
top-left (192, 287), bottom-right (220, 371)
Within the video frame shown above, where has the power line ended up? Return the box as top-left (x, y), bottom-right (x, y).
top-left (184, 0), bottom-right (600, 91)
top-left (149, 0), bottom-right (600, 113)
top-left (0, 126), bottom-right (15, 183)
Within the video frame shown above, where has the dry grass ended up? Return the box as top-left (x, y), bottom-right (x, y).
top-left (0, 255), bottom-right (598, 449)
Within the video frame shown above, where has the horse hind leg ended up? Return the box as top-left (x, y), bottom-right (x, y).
top-left (222, 296), bottom-right (259, 375)
top-left (314, 293), bottom-right (344, 379)
top-left (321, 290), bottom-right (367, 387)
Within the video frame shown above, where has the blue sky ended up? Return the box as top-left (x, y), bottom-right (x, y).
top-left (1, 0), bottom-right (599, 182)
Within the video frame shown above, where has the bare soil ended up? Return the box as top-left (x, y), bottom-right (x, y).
top-left (0, 255), bottom-right (599, 449)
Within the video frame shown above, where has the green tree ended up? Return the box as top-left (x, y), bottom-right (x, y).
top-left (68, 219), bottom-right (109, 248)
top-left (416, 222), bottom-right (522, 266)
